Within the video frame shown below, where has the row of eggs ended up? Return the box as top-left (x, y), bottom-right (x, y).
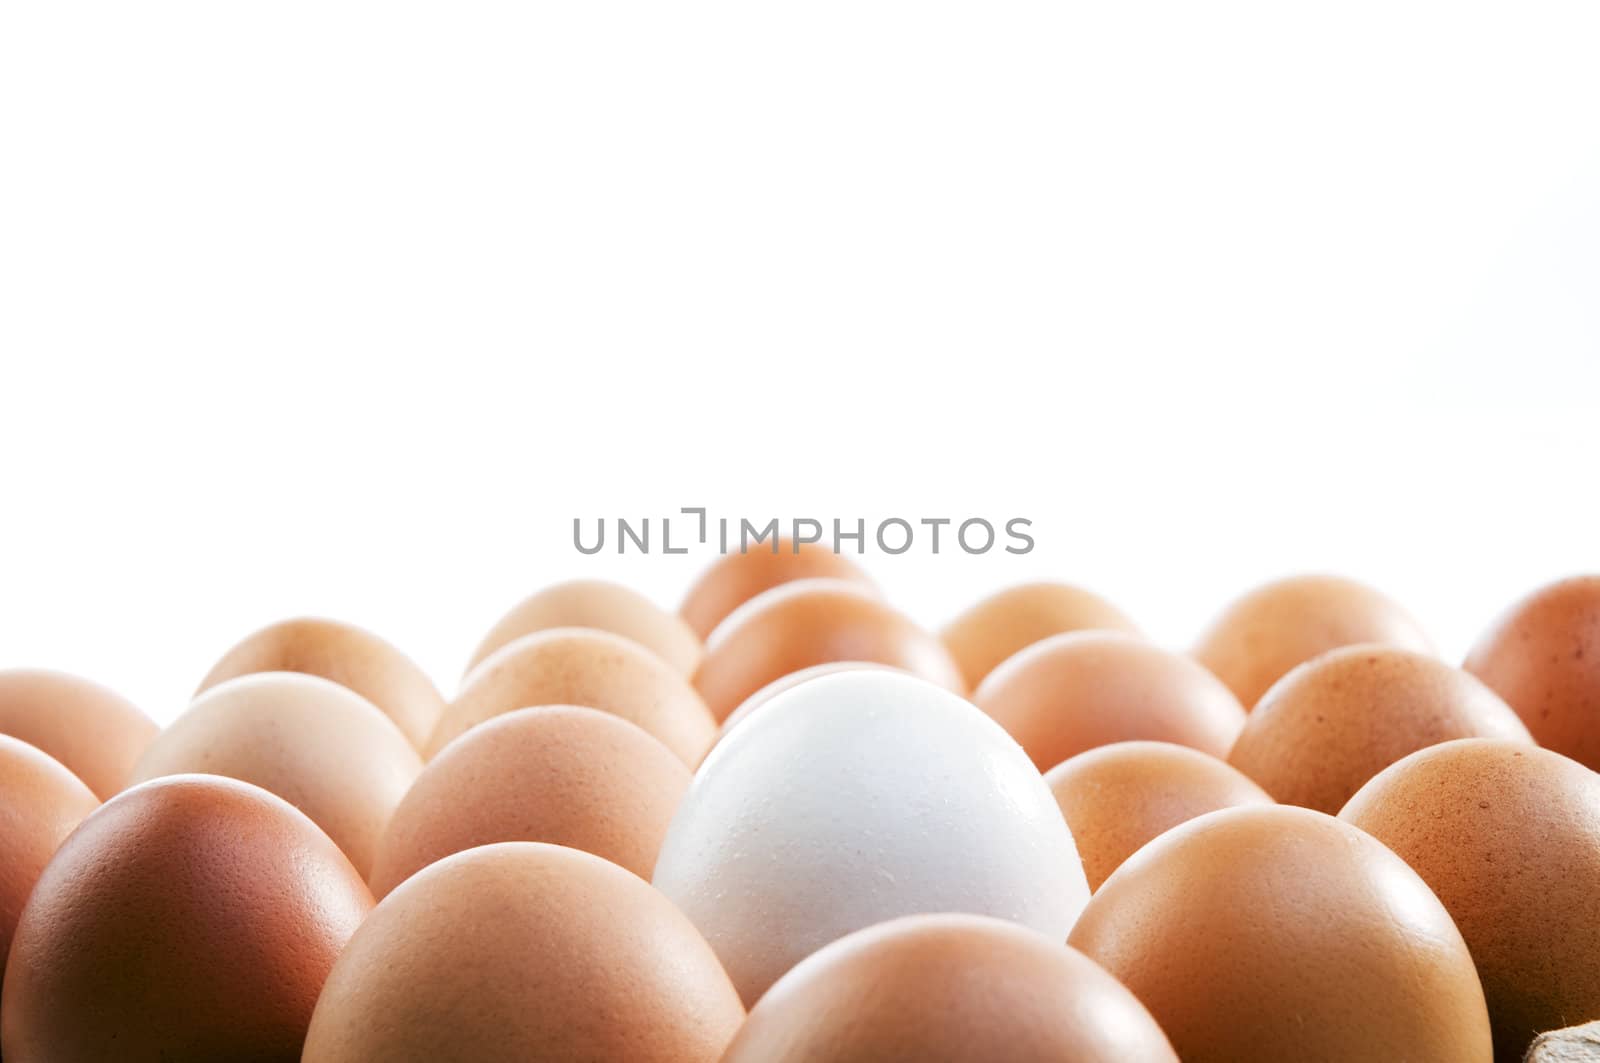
top-left (0, 545), bottom-right (1595, 1061)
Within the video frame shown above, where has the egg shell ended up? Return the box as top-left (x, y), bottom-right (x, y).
top-left (715, 660), bottom-right (902, 745)
top-left (197, 616), bottom-right (445, 749)
top-left (369, 705), bottom-right (689, 897)
top-left (0, 669), bottom-right (157, 799)
top-left (1068, 805), bottom-right (1493, 1063)
top-left (1045, 741), bottom-right (1272, 891)
top-left (653, 669), bottom-right (1089, 1005)
top-left (693, 580), bottom-right (964, 723)
top-left (130, 672), bottom-right (421, 878)
top-left (429, 627), bottom-right (716, 764)
top-left (466, 579), bottom-right (703, 679)
top-left (941, 581), bottom-right (1139, 690)
top-left (0, 774), bottom-right (373, 1063)
top-left (1464, 575), bottom-right (1600, 771)
top-left (1340, 739), bottom-right (1600, 1062)
top-left (303, 841), bottom-right (744, 1063)
top-left (1229, 646), bottom-right (1531, 813)
top-left (723, 913), bottom-right (1175, 1062)
top-left (1192, 575), bottom-right (1433, 708)
top-left (974, 631), bottom-right (1246, 771)
top-left (679, 538), bottom-right (876, 640)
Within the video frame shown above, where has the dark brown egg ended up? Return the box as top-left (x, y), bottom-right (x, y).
top-left (0, 669), bottom-right (157, 799)
top-left (941, 581), bottom-right (1139, 690)
top-left (0, 775), bottom-right (372, 1062)
top-left (466, 579), bottom-right (703, 678)
top-left (1340, 739), bottom-right (1600, 1061)
top-left (679, 539), bottom-right (875, 640)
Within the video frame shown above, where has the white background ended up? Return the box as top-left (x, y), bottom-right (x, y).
top-left (2, 3), bottom-right (1597, 724)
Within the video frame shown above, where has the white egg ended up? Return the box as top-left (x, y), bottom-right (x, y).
top-left (652, 669), bottom-right (1090, 1004)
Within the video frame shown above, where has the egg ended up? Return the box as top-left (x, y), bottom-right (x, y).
top-left (1192, 575), bottom-right (1433, 708)
top-left (303, 842), bottom-right (744, 1062)
top-left (679, 538), bottom-right (876, 640)
top-left (197, 616), bottom-right (445, 749)
top-left (1464, 575), bottom-right (1600, 771)
top-left (129, 673), bottom-right (421, 878)
top-left (1229, 646), bottom-right (1531, 813)
top-left (722, 914), bottom-right (1177, 1062)
top-left (653, 670), bottom-right (1089, 1004)
top-left (0, 775), bottom-right (372, 1062)
top-left (428, 628), bottom-right (717, 764)
top-left (974, 631), bottom-right (1245, 771)
top-left (369, 705), bottom-right (688, 896)
top-left (1340, 739), bottom-right (1600, 1061)
top-left (941, 581), bottom-right (1139, 690)
top-left (1068, 805), bottom-right (1492, 1062)
top-left (0, 669), bottom-right (157, 799)
top-left (1045, 741), bottom-right (1271, 891)
top-left (715, 660), bottom-right (901, 743)
top-left (466, 579), bottom-right (703, 679)
top-left (693, 580), bottom-right (964, 723)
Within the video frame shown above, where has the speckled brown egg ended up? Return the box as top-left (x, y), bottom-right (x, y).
top-left (1229, 646), bottom-right (1531, 813)
top-left (0, 669), bottom-right (157, 800)
top-left (679, 539), bottom-right (876, 640)
top-left (941, 582), bottom-right (1139, 690)
top-left (1068, 805), bottom-right (1492, 1063)
top-left (974, 632), bottom-right (1245, 771)
top-left (369, 705), bottom-right (689, 897)
top-left (129, 673), bottom-right (421, 878)
top-left (196, 617), bottom-right (444, 749)
top-left (722, 913), bottom-right (1176, 1062)
top-left (694, 580), bottom-right (963, 723)
top-left (428, 628), bottom-right (717, 764)
top-left (1340, 739), bottom-right (1600, 1062)
top-left (1464, 575), bottom-right (1600, 772)
top-left (1192, 575), bottom-right (1433, 708)
top-left (0, 775), bottom-right (372, 1062)
top-left (467, 579), bottom-right (703, 679)
top-left (302, 842), bottom-right (744, 1063)
top-left (1045, 741), bottom-right (1271, 890)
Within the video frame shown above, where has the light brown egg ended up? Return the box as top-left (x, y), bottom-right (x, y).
top-left (1229, 646), bottom-right (1531, 813)
top-left (941, 581), bottom-right (1139, 690)
top-left (1340, 739), bottom-right (1600, 1062)
top-left (1068, 805), bottom-right (1493, 1063)
top-left (303, 842), bottom-right (744, 1063)
top-left (0, 775), bottom-right (372, 1062)
top-left (196, 617), bottom-right (444, 749)
top-left (723, 913), bottom-right (1176, 1062)
top-left (974, 632), bottom-right (1245, 771)
top-left (694, 580), bottom-right (963, 724)
top-left (369, 706), bottom-right (689, 897)
top-left (1464, 575), bottom-right (1600, 771)
top-left (715, 661), bottom-right (902, 744)
top-left (1045, 741), bottom-right (1271, 891)
top-left (679, 539), bottom-right (875, 640)
top-left (466, 579), bottom-right (703, 679)
top-left (129, 673), bottom-right (421, 878)
top-left (1192, 575), bottom-right (1433, 708)
top-left (428, 628), bottom-right (717, 764)
top-left (0, 669), bottom-right (157, 800)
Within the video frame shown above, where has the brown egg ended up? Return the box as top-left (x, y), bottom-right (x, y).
top-left (129, 673), bottom-right (421, 879)
top-left (0, 775), bottom-right (372, 1062)
top-left (1229, 646), bottom-right (1531, 813)
top-left (1340, 739), bottom-right (1600, 1061)
top-left (680, 539), bottom-right (876, 640)
top-left (1045, 741), bottom-right (1271, 891)
top-left (941, 581), bottom-right (1139, 690)
top-left (974, 632), bottom-right (1245, 771)
top-left (723, 913), bottom-right (1176, 1062)
top-left (715, 661), bottom-right (902, 743)
top-left (1068, 805), bottom-right (1493, 1063)
top-left (1464, 575), bottom-right (1600, 771)
top-left (694, 580), bottom-right (963, 723)
top-left (197, 617), bottom-right (444, 749)
top-left (1192, 575), bottom-right (1433, 708)
top-left (428, 628), bottom-right (717, 764)
top-left (303, 842), bottom-right (744, 1062)
top-left (0, 669), bottom-right (157, 800)
top-left (370, 705), bottom-right (689, 897)
top-left (466, 579), bottom-right (703, 679)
